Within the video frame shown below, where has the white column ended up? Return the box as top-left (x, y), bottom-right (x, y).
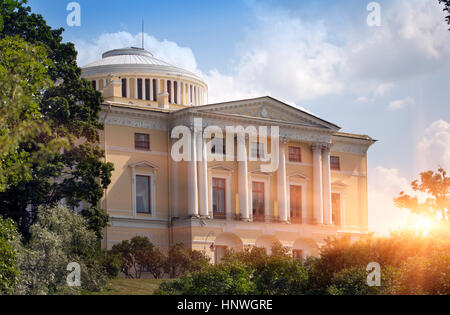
top-left (170, 80), bottom-right (174, 104)
top-left (322, 145), bottom-right (333, 225)
top-left (188, 84), bottom-right (192, 105)
top-left (181, 82), bottom-right (185, 105)
top-left (198, 132), bottom-right (209, 217)
top-left (164, 79), bottom-right (167, 93)
top-left (188, 128), bottom-right (199, 217)
top-left (277, 140), bottom-right (288, 222)
top-left (177, 80), bottom-right (181, 105)
top-left (238, 136), bottom-right (250, 220)
top-left (134, 77), bottom-right (138, 99)
top-left (156, 79), bottom-right (160, 96)
top-left (171, 140), bottom-right (179, 217)
top-left (312, 144), bottom-right (324, 224)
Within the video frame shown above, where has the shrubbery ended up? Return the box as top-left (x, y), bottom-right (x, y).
top-left (111, 237), bottom-right (210, 279)
top-left (13, 205), bottom-right (108, 294)
top-left (157, 234), bottom-right (450, 295)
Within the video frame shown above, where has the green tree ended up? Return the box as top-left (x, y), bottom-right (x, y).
top-left (0, 36), bottom-right (59, 191)
top-left (14, 205), bottom-right (107, 295)
top-left (0, 0), bottom-right (113, 238)
top-left (394, 168), bottom-right (449, 224)
top-left (164, 243), bottom-right (209, 278)
top-left (0, 216), bottom-right (20, 294)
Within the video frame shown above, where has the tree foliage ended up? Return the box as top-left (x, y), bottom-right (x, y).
top-left (439, 0), bottom-right (450, 29)
top-left (111, 238), bottom-right (210, 279)
top-left (14, 205), bottom-right (108, 295)
top-left (157, 235), bottom-right (450, 295)
top-left (394, 168), bottom-right (449, 223)
top-left (0, 216), bottom-right (20, 294)
top-left (0, 0), bottom-right (113, 238)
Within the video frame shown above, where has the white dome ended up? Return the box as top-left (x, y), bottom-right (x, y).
top-left (82, 47), bottom-right (203, 82)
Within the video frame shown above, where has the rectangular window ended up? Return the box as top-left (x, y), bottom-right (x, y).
top-left (292, 249), bottom-right (304, 261)
top-left (91, 80), bottom-right (97, 90)
top-left (212, 178), bottom-right (226, 219)
top-left (214, 246), bottom-right (227, 264)
top-left (136, 175), bottom-right (151, 214)
top-left (211, 137), bottom-right (226, 155)
top-left (252, 182), bottom-right (265, 222)
top-left (135, 133), bottom-right (150, 151)
top-left (167, 80), bottom-right (172, 103)
top-left (145, 79), bottom-right (151, 101)
top-left (289, 146), bottom-right (302, 162)
top-left (290, 185), bottom-right (302, 224)
top-left (251, 142), bottom-right (264, 159)
top-left (152, 79), bottom-right (157, 101)
top-left (174, 81), bottom-right (178, 104)
top-left (332, 193), bottom-right (341, 226)
top-left (137, 79), bottom-right (143, 100)
top-left (330, 156), bottom-right (341, 171)
top-left (122, 78), bottom-right (127, 97)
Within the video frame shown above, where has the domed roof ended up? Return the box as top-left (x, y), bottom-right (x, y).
top-left (82, 47), bottom-right (204, 83)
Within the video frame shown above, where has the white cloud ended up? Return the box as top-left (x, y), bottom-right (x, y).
top-left (73, 0), bottom-right (450, 108)
top-left (417, 120), bottom-right (450, 170)
top-left (204, 10), bottom-right (345, 104)
top-left (387, 97), bottom-right (414, 111)
top-left (74, 32), bottom-right (200, 75)
top-left (345, 0), bottom-right (450, 82)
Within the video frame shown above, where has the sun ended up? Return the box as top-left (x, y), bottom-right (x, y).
top-left (408, 215), bottom-right (436, 234)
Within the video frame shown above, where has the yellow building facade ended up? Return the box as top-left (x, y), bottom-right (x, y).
top-left (82, 47), bottom-right (375, 262)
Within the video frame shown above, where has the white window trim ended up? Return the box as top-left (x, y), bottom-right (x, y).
top-left (249, 175), bottom-right (270, 222)
top-left (209, 172), bottom-right (232, 220)
top-left (288, 181), bottom-right (307, 224)
top-left (131, 168), bottom-right (156, 218)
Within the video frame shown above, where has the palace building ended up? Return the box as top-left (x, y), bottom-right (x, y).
top-left (82, 47), bottom-right (376, 262)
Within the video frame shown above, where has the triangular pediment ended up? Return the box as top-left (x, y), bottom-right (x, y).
top-left (197, 97), bottom-right (340, 131)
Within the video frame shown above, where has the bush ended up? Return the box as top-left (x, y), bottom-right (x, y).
top-left (392, 242), bottom-right (450, 295)
top-left (156, 262), bottom-right (255, 295)
top-left (327, 266), bottom-right (398, 295)
top-left (14, 205), bottom-right (107, 295)
top-left (0, 216), bottom-right (20, 294)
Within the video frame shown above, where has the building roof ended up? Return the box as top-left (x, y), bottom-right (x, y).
top-left (82, 47), bottom-right (204, 83)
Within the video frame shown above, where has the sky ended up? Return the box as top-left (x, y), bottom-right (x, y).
top-left (27, 0), bottom-right (450, 234)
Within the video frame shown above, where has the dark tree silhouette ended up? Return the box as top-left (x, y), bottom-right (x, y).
top-left (439, 0), bottom-right (450, 29)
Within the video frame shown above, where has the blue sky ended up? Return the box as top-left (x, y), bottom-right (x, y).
top-left (27, 0), bottom-right (450, 233)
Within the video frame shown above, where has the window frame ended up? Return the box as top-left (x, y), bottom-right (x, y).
top-left (250, 142), bottom-right (264, 160)
top-left (288, 146), bottom-right (302, 163)
top-left (134, 133), bottom-right (150, 151)
top-left (137, 78), bottom-right (143, 100)
top-left (252, 181), bottom-right (265, 222)
top-left (330, 156), bottom-right (341, 171)
top-left (121, 78), bottom-right (127, 98)
top-left (132, 170), bottom-right (156, 217)
top-left (212, 178), bottom-right (226, 219)
top-left (289, 184), bottom-right (303, 224)
top-left (135, 175), bottom-right (152, 214)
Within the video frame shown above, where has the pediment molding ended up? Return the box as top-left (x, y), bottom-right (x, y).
top-left (193, 97), bottom-right (340, 131)
top-left (129, 161), bottom-right (159, 170)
